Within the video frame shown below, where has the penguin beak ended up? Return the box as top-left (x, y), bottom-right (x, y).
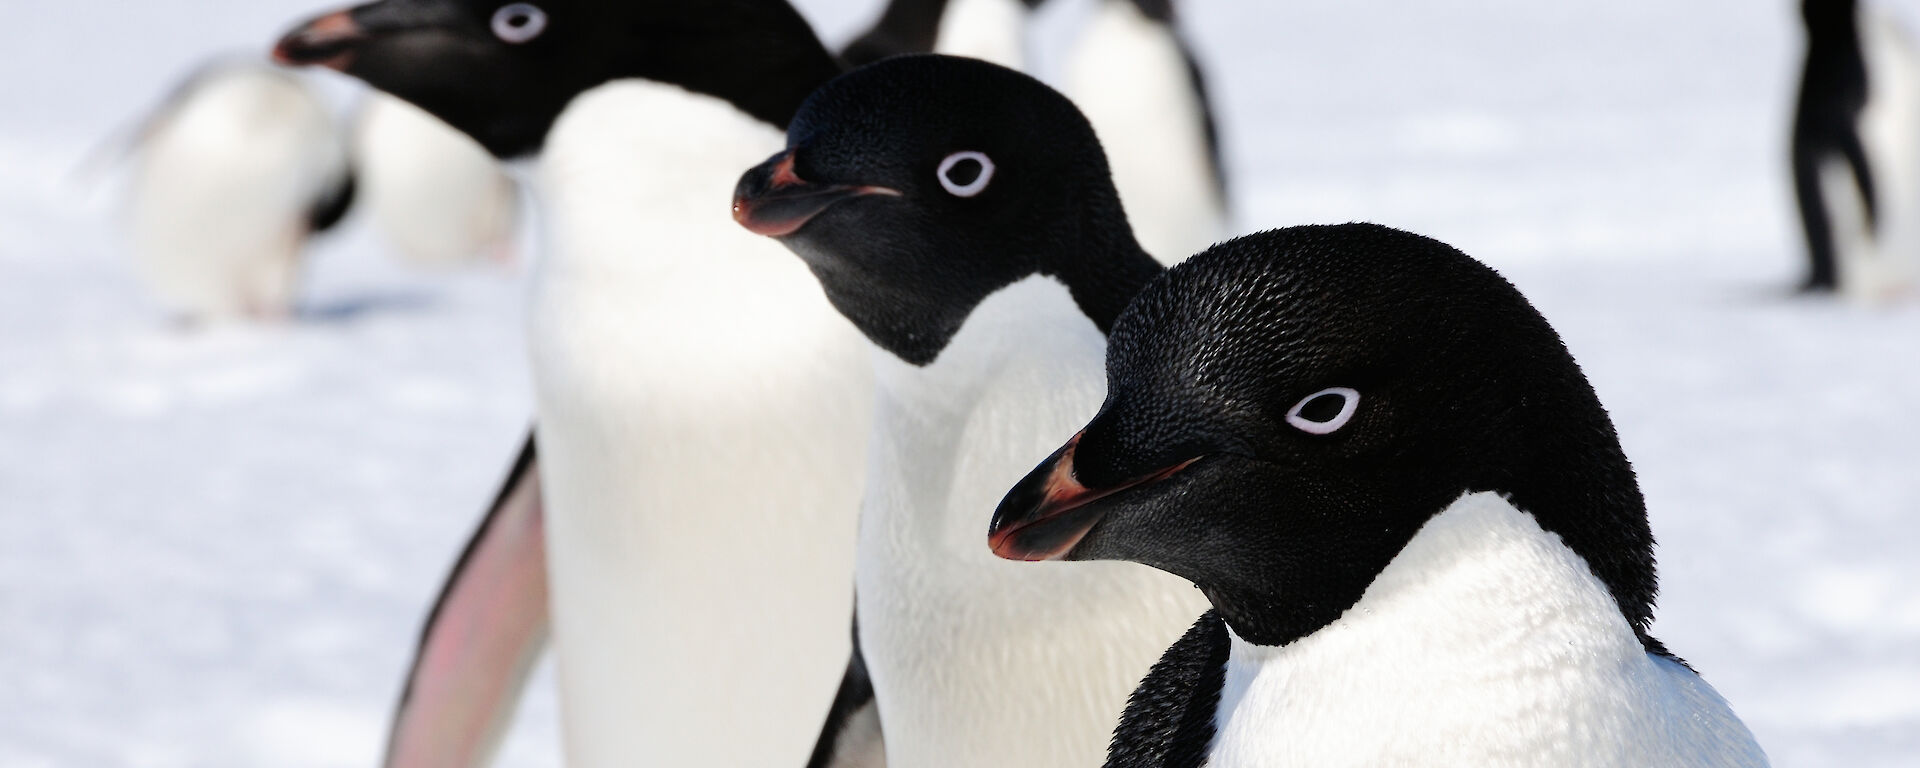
top-left (273, 8), bottom-right (369, 70)
top-left (733, 150), bottom-right (901, 238)
top-left (988, 433), bottom-right (1199, 562)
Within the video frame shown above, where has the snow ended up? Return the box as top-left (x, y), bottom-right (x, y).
top-left (1, 0), bottom-right (1915, 766)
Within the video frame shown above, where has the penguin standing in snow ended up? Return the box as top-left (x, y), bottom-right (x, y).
top-left (354, 93), bottom-right (520, 269)
top-left (989, 224), bottom-right (1772, 767)
top-left (1792, 0), bottom-right (1920, 296)
top-left (733, 55), bottom-right (1207, 768)
top-left (275, 1), bottom-right (873, 765)
top-left (841, 0), bottom-right (1229, 265)
top-left (124, 60), bottom-right (353, 322)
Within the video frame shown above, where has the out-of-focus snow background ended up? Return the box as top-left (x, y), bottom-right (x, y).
top-left (1, 0), bottom-right (1915, 765)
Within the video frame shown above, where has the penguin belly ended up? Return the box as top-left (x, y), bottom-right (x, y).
top-left (1848, 9), bottom-right (1920, 301)
top-left (1067, 1), bottom-right (1226, 266)
top-left (934, 0), bottom-right (1030, 69)
top-left (1205, 492), bottom-right (1768, 768)
top-left (530, 81), bottom-right (872, 767)
top-left (127, 64), bottom-right (348, 321)
top-left (355, 94), bottom-right (519, 269)
top-left (857, 276), bottom-right (1207, 768)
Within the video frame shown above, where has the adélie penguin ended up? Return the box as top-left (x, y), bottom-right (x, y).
top-left (989, 224), bottom-right (1772, 767)
top-left (123, 60), bottom-right (354, 323)
top-left (840, 0), bottom-right (1229, 266)
top-left (1792, 0), bottom-right (1920, 298)
top-left (734, 55), bottom-right (1208, 768)
top-left (354, 93), bottom-right (520, 269)
top-left (274, 2), bottom-right (873, 765)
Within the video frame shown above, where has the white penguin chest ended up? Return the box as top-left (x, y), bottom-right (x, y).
top-left (855, 276), bottom-right (1207, 767)
top-left (1205, 492), bottom-right (1768, 768)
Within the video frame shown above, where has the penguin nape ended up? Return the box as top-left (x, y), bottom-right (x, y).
top-left (1792, 0), bottom-right (1920, 297)
top-left (839, 0), bottom-right (1230, 266)
top-left (988, 224), bottom-right (1771, 767)
top-left (354, 93), bottom-right (520, 269)
top-left (123, 60), bottom-right (354, 323)
top-left (275, 1), bottom-right (875, 765)
top-left (734, 55), bottom-right (1208, 768)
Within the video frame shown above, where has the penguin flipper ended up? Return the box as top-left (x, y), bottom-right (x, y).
top-left (805, 613), bottom-right (887, 768)
top-left (383, 434), bottom-right (550, 768)
top-left (1103, 611), bottom-right (1229, 768)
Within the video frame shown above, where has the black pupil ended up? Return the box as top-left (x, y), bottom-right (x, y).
top-left (508, 13), bottom-right (530, 27)
top-left (1297, 393), bottom-right (1347, 423)
top-left (945, 158), bottom-right (984, 187)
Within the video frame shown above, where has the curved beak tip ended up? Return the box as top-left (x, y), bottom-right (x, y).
top-left (732, 151), bottom-right (899, 239)
top-left (988, 437), bottom-right (1200, 563)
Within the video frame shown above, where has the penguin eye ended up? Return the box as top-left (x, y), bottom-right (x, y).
top-left (1286, 387), bottom-right (1360, 435)
top-left (491, 3), bottom-right (548, 44)
top-left (937, 151), bottom-right (995, 198)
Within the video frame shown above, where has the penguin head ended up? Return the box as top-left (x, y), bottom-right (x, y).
top-left (989, 224), bottom-right (1659, 647)
top-left (273, 0), bottom-right (838, 158)
top-left (732, 54), bottom-right (1154, 366)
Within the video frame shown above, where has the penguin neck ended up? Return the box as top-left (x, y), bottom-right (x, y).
top-left (1209, 491), bottom-right (1677, 763)
top-left (530, 79), bottom-right (790, 281)
top-left (1045, 200), bottom-right (1163, 335)
top-left (616, 32), bottom-right (842, 131)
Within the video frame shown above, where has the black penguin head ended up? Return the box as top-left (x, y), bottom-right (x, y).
top-left (273, 0), bottom-right (839, 158)
top-left (989, 224), bottom-right (1660, 648)
top-left (732, 55), bottom-right (1157, 366)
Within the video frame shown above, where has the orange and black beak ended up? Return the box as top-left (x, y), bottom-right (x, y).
top-left (988, 433), bottom-right (1198, 561)
top-left (272, 8), bottom-right (369, 71)
top-left (733, 149), bottom-right (900, 238)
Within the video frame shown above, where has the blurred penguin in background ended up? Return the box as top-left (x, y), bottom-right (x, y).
top-left (356, 93), bottom-right (521, 270)
top-left (1792, 0), bottom-right (1920, 299)
top-left (841, 0), bottom-right (1229, 264)
top-left (840, 0), bottom-right (1032, 69)
top-left (124, 60), bottom-right (353, 323)
top-left (1066, 0), bottom-right (1227, 264)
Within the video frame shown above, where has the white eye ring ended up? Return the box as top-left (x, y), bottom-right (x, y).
top-left (937, 151), bottom-right (994, 198)
top-left (492, 3), bottom-right (548, 44)
top-left (1286, 387), bottom-right (1360, 435)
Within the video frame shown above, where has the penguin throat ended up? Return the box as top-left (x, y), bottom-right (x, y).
top-left (1203, 492), bottom-right (1727, 766)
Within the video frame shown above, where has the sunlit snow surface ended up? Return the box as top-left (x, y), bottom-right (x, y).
top-left (2, 1), bottom-right (1916, 765)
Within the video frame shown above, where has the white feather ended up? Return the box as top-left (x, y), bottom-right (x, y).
top-left (1208, 491), bottom-right (1770, 768)
top-left (126, 63), bottom-right (347, 321)
top-left (355, 94), bottom-right (519, 269)
top-left (935, 0), bottom-right (1030, 69)
top-left (1841, 8), bottom-right (1920, 302)
top-left (858, 275), bottom-right (1208, 767)
top-left (1067, 0), bottom-right (1226, 266)
top-left (529, 80), bottom-right (873, 766)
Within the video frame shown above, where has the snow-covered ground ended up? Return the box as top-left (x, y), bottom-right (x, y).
top-left (2, 1), bottom-right (1915, 765)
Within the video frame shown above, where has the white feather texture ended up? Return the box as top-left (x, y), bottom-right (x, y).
top-left (126, 63), bottom-right (347, 321)
top-left (529, 80), bottom-right (873, 767)
top-left (1068, 0), bottom-right (1226, 266)
top-left (1208, 491), bottom-right (1770, 768)
top-left (1841, 9), bottom-right (1920, 302)
top-left (859, 275), bottom-right (1208, 768)
top-left (935, 0), bottom-right (1030, 69)
top-left (355, 94), bottom-right (519, 269)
